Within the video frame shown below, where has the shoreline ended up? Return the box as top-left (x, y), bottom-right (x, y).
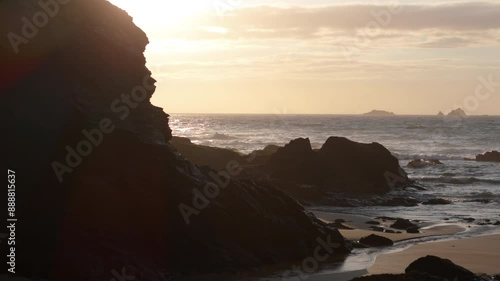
top-left (311, 211), bottom-right (468, 243)
top-left (368, 234), bottom-right (500, 276)
top-left (307, 211), bottom-right (500, 279)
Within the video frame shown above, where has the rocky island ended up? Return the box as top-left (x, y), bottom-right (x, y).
top-left (363, 110), bottom-right (396, 116)
top-left (447, 108), bottom-right (467, 117)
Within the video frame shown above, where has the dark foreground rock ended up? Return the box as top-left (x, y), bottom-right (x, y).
top-left (476, 151), bottom-right (500, 163)
top-left (268, 137), bottom-right (413, 193)
top-left (359, 234), bottom-right (394, 247)
top-left (0, 1), bottom-right (351, 280)
top-left (351, 255), bottom-right (496, 281)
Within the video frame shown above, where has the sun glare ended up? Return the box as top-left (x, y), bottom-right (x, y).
top-left (108, 0), bottom-right (213, 28)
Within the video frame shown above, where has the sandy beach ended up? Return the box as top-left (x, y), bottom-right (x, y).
top-left (369, 234), bottom-right (500, 275)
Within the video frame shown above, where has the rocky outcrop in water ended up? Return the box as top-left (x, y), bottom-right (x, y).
top-left (171, 136), bottom-right (414, 196)
top-left (0, 1), bottom-right (351, 280)
top-left (268, 137), bottom-right (413, 193)
top-left (407, 159), bottom-right (443, 168)
top-left (476, 151), bottom-right (500, 163)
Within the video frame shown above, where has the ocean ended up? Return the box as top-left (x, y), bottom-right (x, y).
top-left (170, 114), bottom-right (500, 222)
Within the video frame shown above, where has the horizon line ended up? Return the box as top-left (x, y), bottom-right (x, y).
top-left (167, 112), bottom-right (500, 117)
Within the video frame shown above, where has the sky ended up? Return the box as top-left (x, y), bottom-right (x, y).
top-left (108, 0), bottom-right (500, 115)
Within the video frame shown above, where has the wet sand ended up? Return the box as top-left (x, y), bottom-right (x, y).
top-left (369, 234), bottom-right (500, 275)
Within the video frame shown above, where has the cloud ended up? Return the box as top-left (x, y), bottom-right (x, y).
top-left (145, 2), bottom-right (500, 81)
top-left (159, 2), bottom-right (500, 48)
top-left (217, 2), bottom-right (500, 32)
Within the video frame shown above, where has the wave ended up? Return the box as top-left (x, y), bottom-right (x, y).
top-left (211, 133), bottom-right (238, 140)
top-left (465, 191), bottom-right (498, 199)
top-left (415, 176), bottom-right (500, 185)
top-left (395, 153), bottom-right (473, 161)
top-left (405, 125), bottom-right (427, 129)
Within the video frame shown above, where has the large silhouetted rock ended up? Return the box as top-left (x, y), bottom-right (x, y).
top-left (268, 137), bottom-right (412, 193)
top-left (0, 1), bottom-right (350, 280)
top-left (405, 256), bottom-right (478, 281)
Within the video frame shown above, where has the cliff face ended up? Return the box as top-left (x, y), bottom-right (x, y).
top-left (0, 1), bottom-right (350, 280)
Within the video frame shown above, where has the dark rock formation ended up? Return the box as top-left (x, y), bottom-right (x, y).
top-left (359, 234), bottom-right (394, 247)
top-left (391, 219), bottom-right (418, 230)
top-left (0, 1), bottom-right (351, 280)
top-left (405, 256), bottom-right (478, 281)
top-left (352, 256), bottom-right (495, 281)
top-left (448, 108), bottom-right (467, 117)
top-left (407, 159), bottom-right (443, 168)
top-left (437, 111), bottom-right (445, 117)
top-left (170, 136), bottom-right (245, 170)
top-left (363, 110), bottom-right (396, 116)
top-left (248, 144), bottom-right (281, 165)
top-left (366, 221), bottom-right (381, 225)
top-left (476, 151), bottom-right (500, 163)
top-left (268, 137), bottom-right (412, 193)
top-left (422, 198), bottom-right (453, 205)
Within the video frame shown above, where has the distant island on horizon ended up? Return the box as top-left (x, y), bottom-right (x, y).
top-left (363, 110), bottom-right (396, 116)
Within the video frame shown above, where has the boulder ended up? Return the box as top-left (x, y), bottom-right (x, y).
top-left (406, 256), bottom-right (477, 281)
top-left (391, 219), bottom-right (418, 230)
top-left (359, 234), bottom-right (394, 247)
top-left (476, 151), bottom-right (500, 163)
